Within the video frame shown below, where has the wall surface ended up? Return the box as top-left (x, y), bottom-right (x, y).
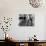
top-left (0, 0), bottom-right (46, 40)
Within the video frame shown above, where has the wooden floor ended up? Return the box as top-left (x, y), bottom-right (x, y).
top-left (0, 40), bottom-right (16, 46)
top-left (0, 40), bottom-right (46, 46)
top-left (0, 42), bottom-right (16, 46)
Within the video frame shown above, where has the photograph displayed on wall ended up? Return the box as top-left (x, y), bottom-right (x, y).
top-left (19, 14), bottom-right (35, 26)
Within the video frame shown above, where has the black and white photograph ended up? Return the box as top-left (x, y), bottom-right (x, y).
top-left (19, 14), bottom-right (35, 26)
